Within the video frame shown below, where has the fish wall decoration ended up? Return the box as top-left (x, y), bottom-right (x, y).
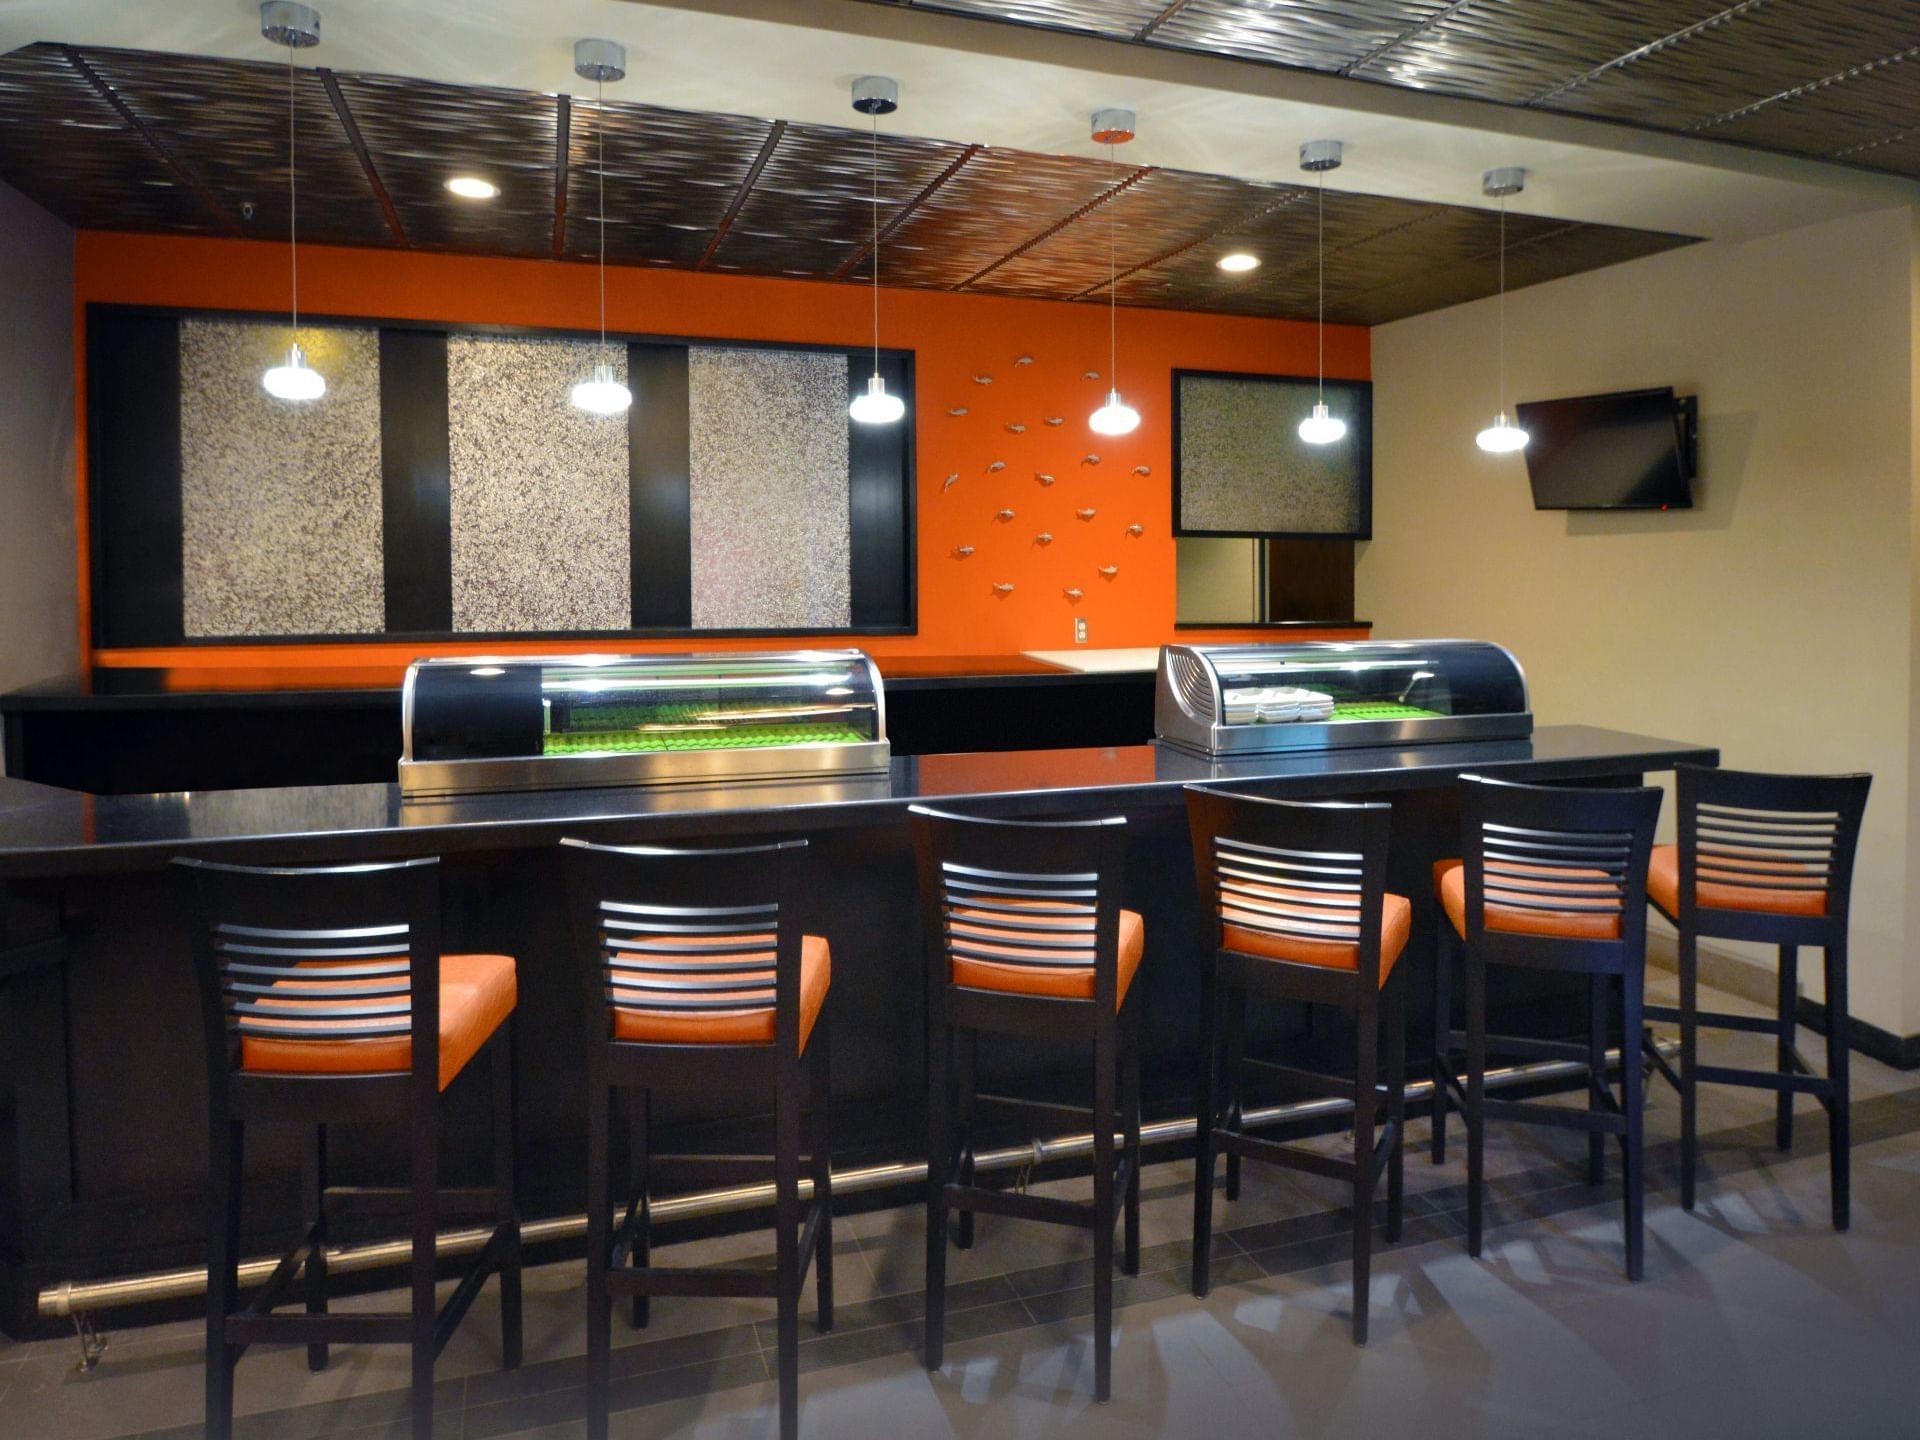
top-left (1125, 524), bottom-right (1144, 537)
top-left (1063, 587), bottom-right (1084, 601)
top-left (947, 406), bottom-right (969, 417)
top-left (1077, 508), bottom-right (1098, 521)
top-left (1081, 454), bottom-right (1101, 466)
top-left (1044, 416), bottom-right (1064, 427)
top-left (1015, 355), bottom-right (1034, 367)
top-left (942, 473), bottom-right (960, 491)
top-left (986, 460), bottom-right (1006, 473)
top-left (952, 545), bottom-right (975, 558)
top-left (1098, 565), bottom-right (1119, 579)
top-left (1082, 370), bottom-right (1100, 381)
top-left (1035, 472), bottom-right (1056, 486)
top-left (1033, 532), bottom-right (1053, 546)
top-left (973, 374), bottom-right (994, 385)
top-left (995, 508), bottom-right (1016, 522)
top-left (1132, 465), bottom-right (1151, 476)
top-left (1005, 423), bottom-right (1027, 434)
top-left (993, 582), bottom-right (1015, 596)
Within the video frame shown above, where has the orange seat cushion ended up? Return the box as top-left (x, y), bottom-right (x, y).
top-left (1436, 859), bottom-right (1621, 941)
top-left (612, 934), bottom-right (830, 1052)
top-left (1221, 886), bottom-right (1411, 985)
top-left (240, 953), bottom-right (517, 1093)
top-left (1646, 844), bottom-right (1828, 919)
top-left (950, 907), bottom-right (1144, 1010)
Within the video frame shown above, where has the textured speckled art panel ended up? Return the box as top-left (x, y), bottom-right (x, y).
top-left (1176, 374), bottom-right (1370, 537)
top-left (180, 319), bottom-right (385, 637)
top-left (448, 336), bottom-right (632, 633)
top-left (688, 348), bottom-right (851, 629)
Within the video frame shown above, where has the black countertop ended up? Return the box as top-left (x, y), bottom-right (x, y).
top-left (0, 726), bottom-right (1714, 878)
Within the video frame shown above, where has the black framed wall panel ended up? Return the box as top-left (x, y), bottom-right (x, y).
top-left (87, 310), bottom-right (183, 648)
top-left (378, 329), bottom-right (453, 632)
top-left (628, 343), bottom-right (692, 629)
top-left (847, 352), bottom-right (915, 631)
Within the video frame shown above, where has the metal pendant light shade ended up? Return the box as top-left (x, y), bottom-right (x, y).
top-left (570, 39), bottom-right (632, 416)
top-left (849, 76), bottom-right (903, 426)
top-left (1087, 108), bottom-right (1139, 438)
top-left (1476, 166), bottom-right (1529, 454)
top-left (259, 1), bottom-right (324, 402)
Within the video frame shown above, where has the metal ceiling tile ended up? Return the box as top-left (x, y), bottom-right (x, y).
top-left (566, 100), bottom-right (770, 270)
top-left (1151, 0), bottom-right (1455, 75)
top-left (710, 122), bottom-right (971, 279)
top-left (331, 70), bottom-right (557, 256)
top-left (81, 47), bottom-right (389, 249)
top-left (907, 0), bottom-right (1173, 39)
top-left (0, 43), bottom-right (232, 235)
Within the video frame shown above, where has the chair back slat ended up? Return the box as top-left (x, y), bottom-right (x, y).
top-left (561, 838), bottom-right (805, 1048)
top-left (1185, 787), bottom-right (1390, 985)
top-left (1458, 776), bottom-right (1661, 956)
top-left (909, 806), bottom-right (1127, 1006)
top-left (173, 856), bottom-right (442, 1089)
top-left (1676, 766), bottom-right (1870, 924)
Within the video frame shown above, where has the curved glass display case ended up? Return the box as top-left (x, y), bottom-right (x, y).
top-left (1156, 639), bottom-right (1530, 757)
top-left (400, 650), bottom-right (888, 797)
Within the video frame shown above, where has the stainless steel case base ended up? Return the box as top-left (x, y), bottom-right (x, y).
top-left (400, 739), bottom-right (892, 800)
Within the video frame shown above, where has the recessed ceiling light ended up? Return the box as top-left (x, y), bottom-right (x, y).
top-left (1217, 251), bottom-right (1260, 273)
top-left (445, 176), bottom-right (499, 200)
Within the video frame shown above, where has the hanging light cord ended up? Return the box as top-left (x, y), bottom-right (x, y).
top-left (1496, 194), bottom-right (1507, 414)
top-left (1315, 168), bottom-right (1325, 404)
top-left (1107, 139), bottom-right (1118, 392)
top-left (286, 39), bottom-right (298, 340)
top-left (597, 75), bottom-right (609, 361)
top-left (870, 108), bottom-right (880, 381)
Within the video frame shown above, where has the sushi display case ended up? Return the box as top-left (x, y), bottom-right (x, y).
top-left (399, 650), bottom-right (889, 798)
top-left (1155, 639), bottom-right (1531, 757)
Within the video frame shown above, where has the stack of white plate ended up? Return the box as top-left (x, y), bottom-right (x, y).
top-left (1222, 687), bottom-right (1336, 724)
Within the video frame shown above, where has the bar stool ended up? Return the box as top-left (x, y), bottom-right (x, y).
top-left (1643, 763), bottom-right (1871, 1229)
top-left (1430, 776), bottom-right (1662, 1278)
top-left (1184, 786), bottom-right (1409, 1344)
top-left (175, 856), bottom-right (522, 1440)
top-left (909, 805), bottom-right (1143, 1402)
top-left (560, 837), bottom-right (833, 1440)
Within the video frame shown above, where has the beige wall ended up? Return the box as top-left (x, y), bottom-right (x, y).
top-left (0, 179), bottom-right (77, 695)
top-left (1362, 206), bottom-right (1920, 1033)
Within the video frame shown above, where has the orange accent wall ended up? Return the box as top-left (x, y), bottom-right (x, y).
top-left (72, 232), bottom-right (1370, 688)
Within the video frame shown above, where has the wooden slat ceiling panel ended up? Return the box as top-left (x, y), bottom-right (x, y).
top-left (974, 166), bottom-right (1271, 300)
top-left (567, 101), bottom-right (769, 269)
top-left (713, 124), bottom-right (968, 277)
top-left (910, 0), bottom-right (1172, 38)
top-left (0, 44), bottom-right (228, 234)
top-left (878, 144), bottom-right (1119, 290)
top-left (0, 41), bottom-right (1701, 325)
top-left (84, 48), bottom-right (389, 248)
top-left (331, 71), bottom-right (555, 256)
top-left (1152, 0), bottom-right (1456, 74)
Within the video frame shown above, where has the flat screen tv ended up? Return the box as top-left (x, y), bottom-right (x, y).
top-left (1516, 386), bottom-right (1697, 511)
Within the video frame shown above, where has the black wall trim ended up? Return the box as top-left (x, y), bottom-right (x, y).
top-left (88, 310), bottom-right (184, 648)
top-left (1797, 996), bottom-right (1920, 1071)
top-left (847, 352), bottom-right (916, 630)
top-left (628, 344), bottom-right (692, 629)
top-left (378, 329), bottom-right (453, 632)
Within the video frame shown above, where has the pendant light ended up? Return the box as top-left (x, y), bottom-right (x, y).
top-left (259, 2), bottom-right (324, 403)
top-left (1296, 139), bottom-right (1346, 446)
top-left (570, 39), bottom-right (632, 416)
top-left (1088, 108), bottom-right (1140, 438)
top-left (848, 76), bottom-right (904, 426)
top-left (1475, 166), bottom-right (1529, 454)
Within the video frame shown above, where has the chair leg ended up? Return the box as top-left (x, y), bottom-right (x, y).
top-left (1825, 943), bottom-right (1852, 1232)
top-left (1385, 970), bottom-right (1406, 1245)
top-left (205, 1115), bottom-right (243, 1440)
top-left (1122, 992), bottom-right (1143, 1278)
top-left (1091, 1010), bottom-right (1117, 1402)
top-left (1621, 964), bottom-right (1646, 1282)
top-left (303, 1123), bottom-right (329, 1373)
top-left (809, 1017), bottom-right (835, 1332)
top-left (1351, 991), bottom-right (1379, 1346)
top-left (1223, 989), bottom-right (1245, 1201)
top-left (494, 1028), bottom-right (522, 1369)
top-left (1192, 966), bottom-right (1220, 1299)
top-left (409, 1097), bottom-right (439, 1440)
top-left (1777, 946), bottom-right (1798, 1153)
top-left (924, 1008), bottom-right (950, 1372)
top-left (1679, 929), bottom-right (1699, 1213)
top-left (1431, 922), bottom-right (1452, 1165)
top-left (774, 1079), bottom-right (803, 1440)
top-left (1465, 950), bottom-right (1487, 1260)
top-left (628, 1086), bottom-right (651, 1331)
top-left (954, 1026), bottom-right (977, 1251)
top-left (586, 1079), bottom-right (613, 1440)
top-left (1587, 973), bottom-right (1608, 1187)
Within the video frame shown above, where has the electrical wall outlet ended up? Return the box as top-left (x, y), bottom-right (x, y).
top-left (1074, 617), bottom-right (1088, 644)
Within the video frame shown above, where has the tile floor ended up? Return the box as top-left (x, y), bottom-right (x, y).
top-left (7, 971), bottom-right (1920, 1440)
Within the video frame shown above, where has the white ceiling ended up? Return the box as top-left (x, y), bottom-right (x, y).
top-left (2, 0), bottom-right (1912, 242)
